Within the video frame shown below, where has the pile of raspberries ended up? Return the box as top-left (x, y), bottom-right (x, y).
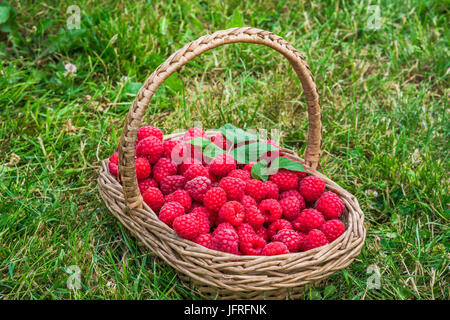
top-left (107, 126), bottom-right (346, 256)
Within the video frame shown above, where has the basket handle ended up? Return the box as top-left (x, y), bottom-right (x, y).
top-left (118, 27), bottom-right (322, 210)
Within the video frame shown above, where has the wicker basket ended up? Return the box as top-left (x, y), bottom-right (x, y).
top-left (97, 27), bottom-right (366, 300)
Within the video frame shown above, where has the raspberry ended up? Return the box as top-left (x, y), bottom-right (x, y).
top-left (211, 133), bottom-right (230, 150)
top-left (162, 140), bottom-right (183, 160)
top-left (109, 152), bottom-right (119, 165)
top-left (135, 157), bottom-right (151, 180)
top-left (218, 201), bottom-right (245, 226)
top-left (296, 171), bottom-right (307, 180)
top-left (183, 164), bottom-right (210, 182)
top-left (280, 189), bottom-right (303, 203)
top-left (178, 157), bottom-right (203, 175)
top-left (183, 127), bottom-right (207, 141)
top-left (142, 187), bottom-right (165, 212)
top-left (245, 179), bottom-right (267, 202)
top-left (137, 126), bottom-right (163, 141)
top-left (159, 175), bottom-right (185, 195)
top-left (292, 209), bottom-right (325, 233)
top-left (165, 189), bottom-right (192, 211)
top-left (136, 136), bottom-right (164, 164)
top-left (263, 181), bottom-right (279, 200)
top-left (203, 187), bottom-right (227, 212)
top-left (191, 206), bottom-right (216, 227)
top-left (267, 219), bottom-right (293, 240)
top-left (261, 242), bottom-right (289, 256)
top-left (258, 199), bottom-right (283, 224)
top-left (108, 161), bottom-right (119, 177)
top-left (219, 177), bottom-right (246, 201)
top-left (173, 213), bottom-right (200, 240)
top-left (240, 195), bottom-right (258, 208)
top-left (185, 176), bottom-right (211, 202)
top-left (236, 223), bottom-right (256, 239)
top-left (244, 205), bottom-right (265, 228)
top-left (211, 223), bottom-right (239, 254)
top-left (192, 210), bottom-right (211, 235)
top-left (279, 196), bottom-right (302, 221)
top-left (254, 226), bottom-right (268, 242)
top-left (319, 219), bottom-right (345, 242)
top-left (159, 201), bottom-right (185, 227)
top-left (152, 158), bottom-right (177, 182)
top-left (315, 192), bottom-right (345, 220)
top-left (243, 161), bottom-right (256, 173)
top-left (209, 153), bottom-right (236, 177)
top-left (227, 169), bottom-right (251, 181)
top-left (273, 229), bottom-right (303, 252)
top-left (299, 176), bottom-right (325, 202)
top-left (194, 233), bottom-right (213, 249)
top-left (239, 234), bottom-right (266, 255)
top-left (269, 169), bottom-right (299, 191)
top-left (138, 178), bottom-right (158, 194)
top-left (303, 229), bottom-right (329, 251)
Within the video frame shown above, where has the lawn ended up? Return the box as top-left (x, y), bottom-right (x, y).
top-left (0, 0), bottom-right (448, 300)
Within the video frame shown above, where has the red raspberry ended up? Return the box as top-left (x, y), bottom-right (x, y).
top-left (263, 181), bottom-right (279, 200)
top-left (245, 179), bottom-right (267, 202)
top-left (173, 213), bottom-right (200, 240)
top-left (218, 201), bottom-right (245, 226)
top-left (178, 157), bottom-right (203, 175)
top-left (142, 187), bottom-right (165, 212)
top-left (136, 136), bottom-right (164, 164)
top-left (159, 175), bottom-right (185, 195)
top-left (194, 233), bottom-right (213, 249)
top-left (280, 189), bottom-right (303, 203)
top-left (240, 195), bottom-right (258, 208)
top-left (244, 205), bottom-right (265, 228)
top-left (138, 178), bottom-right (158, 194)
top-left (152, 158), bottom-right (177, 182)
top-left (135, 157), bottom-right (151, 180)
top-left (210, 133), bottom-right (230, 150)
top-left (236, 223), bottom-right (256, 238)
top-left (185, 176), bottom-right (211, 202)
top-left (227, 169), bottom-right (251, 181)
top-left (219, 177), bottom-right (246, 201)
top-left (273, 229), bottom-right (303, 252)
top-left (109, 152), bottom-right (119, 165)
top-left (191, 206), bottom-right (216, 227)
top-left (315, 192), bottom-right (345, 220)
top-left (137, 126), bottom-right (163, 141)
top-left (303, 229), bottom-right (329, 251)
top-left (267, 219), bottom-right (293, 240)
top-left (279, 196), bottom-right (302, 221)
top-left (319, 219), bottom-right (345, 242)
top-left (183, 164), bottom-right (210, 182)
top-left (243, 161), bottom-right (256, 173)
top-left (165, 189), bottom-right (192, 211)
top-left (192, 210), bottom-right (211, 235)
top-left (261, 241), bottom-right (289, 256)
top-left (269, 169), bottom-right (299, 191)
top-left (238, 227), bottom-right (266, 256)
top-left (159, 201), bottom-right (185, 227)
top-left (292, 209), bottom-right (325, 233)
top-left (162, 140), bottom-right (183, 160)
top-left (203, 187), bottom-right (227, 212)
top-left (299, 176), bottom-right (325, 202)
top-left (209, 153), bottom-right (236, 177)
top-left (211, 223), bottom-right (239, 254)
top-left (254, 226), bottom-right (268, 242)
top-left (258, 199), bottom-right (283, 224)
top-left (183, 127), bottom-right (207, 141)
top-left (108, 161), bottom-right (119, 177)
top-left (296, 171), bottom-right (307, 180)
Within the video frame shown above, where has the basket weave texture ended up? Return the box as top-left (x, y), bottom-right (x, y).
top-left (97, 27), bottom-right (366, 299)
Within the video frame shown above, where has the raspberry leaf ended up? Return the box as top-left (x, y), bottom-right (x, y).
top-left (276, 156), bottom-right (306, 172)
top-left (231, 141), bottom-right (279, 164)
top-left (251, 160), bottom-right (269, 181)
top-left (219, 123), bottom-right (258, 144)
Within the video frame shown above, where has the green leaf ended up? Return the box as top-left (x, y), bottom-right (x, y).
top-left (277, 156), bottom-right (306, 172)
top-left (227, 9), bottom-right (244, 28)
top-left (0, 5), bottom-right (10, 24)
top-left (123, 82), bottom-right (142, 95)
top-left (232, 141), bottom-right (279, 164)
top-left (251, 160), bottom-right (269, 181)
top-left (219, 123), bottom-right (258, 144)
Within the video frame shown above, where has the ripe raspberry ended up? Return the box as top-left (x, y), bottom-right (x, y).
top-left (240, 195), bottom-right (258, 208)
top-left (108, 161), bottom-right (119, 177)
top-left (178, 157), bottom-right (203, 175)
top-left (218, 201), bottom-right (245, 226)
top-left (292, 209), bottom-right (325, 233)
top-left (236, 223), bottom-right (256, 239)
top-left (243, 161), bottom-right (256, 173)
top-left (238, 226), bottom-right (266, 256)
top-left (273, 229), bottom-right (303, 252)
top-left (244, 205), bottom-right (265, 228)
top-left (267, 219), bottom-right (293, 240)
top-left (303, 229), bottom-right (329, 251)
top-left (263, 181), bottom-right (279, 200)
top-left (191, 206), bottom-right (216, 227)
top-left (152, 158), bottom-right (177, 182)
top-left (173, 213), bottom-right (200, 240)
top-left (280, 189), bottom-right (303, 202)
top-left (159, 175), bottom-right (185, 195)
top-left (194, 233), bottom-right (213, 249)
top-left (165, 189), bottom-right (192, 211)
top-left (203, 187), bottom-right (227, 212)
top-left (254, 226), bottom-right (268, 242)
top-left (137, 126), bottom-right (163, 141)
top-left (109, 152), bottom-right (119, 165)
top-left (299, 176), bottom-right (325, 202)
top-left (279, 196), bottom-right (302, 221)
top-left (209, 153), bottom-right (236, 177)
top-left (183, 127), bottom-right (207, 141)
top-left (135, 157), bottom-right (151, 180)
top-left (269, 169), bottom-right (299, 191)
top-left (210, 133), bottom-right (230, 150)
top-left (319, 219), bottom-right (345, 242)
top-left (183, 164), bottom-right (210, 182)
top-left (138, 178), bottom-right (158, 194)
top-left (158, 201), bottom-right (185, 227)
top-left (245, 179), bottom-right (267, 202)
top-left (162, 140), bottom-right (183, 160)
top-left (185, 176), bottom-right (211, 202)
top-left (315, 192), bottom-right (345, 220)
top-left (136, 136), bottom-right (164, 164)
top-left (258, 199), bottom-right (283, 224)
top-left (211, 223), bottom-right (239, 254)
top-left (219, 177), bottom-right (246, 201)
top-left (227, 169), bottom-right (251, 181)
top-left (142, 187), bottom-right (165, 212)
top-left (261, 241), bottom-right (289, 256)
top-left (296, 171), bottom-right (307, 180)
top-left (192, 210), bottom-right (211, 235)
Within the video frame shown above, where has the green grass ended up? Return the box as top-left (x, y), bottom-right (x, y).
top-left (0, 0), bottom-right (448, 300)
